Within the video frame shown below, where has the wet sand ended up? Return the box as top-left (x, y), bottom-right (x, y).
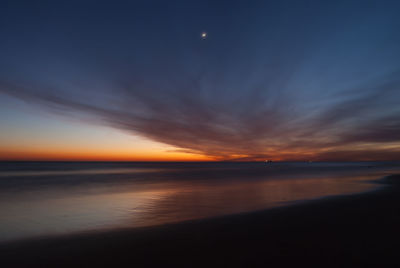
top-left (1, 174), bottom-right (400, 267)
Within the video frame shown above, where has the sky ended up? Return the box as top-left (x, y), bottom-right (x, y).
top-left (0, 0), bottom-right (400, 161)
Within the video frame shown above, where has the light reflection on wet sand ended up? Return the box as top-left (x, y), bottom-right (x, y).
top-left (0, 163), bottom-right (398, 242)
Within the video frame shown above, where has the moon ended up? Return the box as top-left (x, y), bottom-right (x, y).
top-left (201, 32), bottom-right (207, 39)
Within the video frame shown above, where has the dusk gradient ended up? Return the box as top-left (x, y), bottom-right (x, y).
top-left (1, 0), bottom-right (399, 161)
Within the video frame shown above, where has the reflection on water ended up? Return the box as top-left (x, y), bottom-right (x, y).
top-left (0, 168), bottom-right (161, 178)
top-left (0, 162), bottom-right (399, 242)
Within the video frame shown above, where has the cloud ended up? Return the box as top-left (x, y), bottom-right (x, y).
top-left (1, 0), bottom-right (400, 161)
top-left (1, 67), bottom-right (399, 161)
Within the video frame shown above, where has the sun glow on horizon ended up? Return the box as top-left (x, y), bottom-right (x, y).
top-left (0, 98), bottom-right (212, 161)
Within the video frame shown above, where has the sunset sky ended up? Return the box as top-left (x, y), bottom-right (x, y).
top-left (0, 0), bottom-right (399, 161)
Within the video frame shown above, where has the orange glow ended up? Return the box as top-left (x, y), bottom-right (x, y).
top-left (0, 106), bottom-right (398, 162)
top-left (0, 148), bottom-right (213, 161)
top-left (1, 145), bottom-right (398, 162)
top-left (0, 110), bottom-right (214, 161)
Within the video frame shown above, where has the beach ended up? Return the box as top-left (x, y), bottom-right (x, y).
top-left (1, 166), bottom-right (400, 267)
top-left (1, 1), bottom-right (400, 266)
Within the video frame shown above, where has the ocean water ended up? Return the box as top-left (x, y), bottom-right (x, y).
top-left (0, 161), bottom-right (399, 243)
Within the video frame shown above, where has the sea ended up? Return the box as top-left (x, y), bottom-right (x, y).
top-left (0, 161), bottom-right (399, 243)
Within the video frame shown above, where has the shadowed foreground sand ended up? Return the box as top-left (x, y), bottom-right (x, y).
top-left (1, 174), bottom-right (400, 267)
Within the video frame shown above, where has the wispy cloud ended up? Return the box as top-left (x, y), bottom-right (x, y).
top-left (1, 0), bottom-right (399, 161)
top-left (1, 68), bottom-right (399, 161)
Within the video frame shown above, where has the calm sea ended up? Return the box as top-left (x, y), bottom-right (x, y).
top-left (0, 161), bottom-right (399, 242)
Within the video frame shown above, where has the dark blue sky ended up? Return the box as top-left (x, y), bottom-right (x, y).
top-left (1, 0), bottom-right (400, 160)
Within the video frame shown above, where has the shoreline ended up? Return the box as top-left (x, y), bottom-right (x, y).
top-left (1, 174), bottom-right (400, 267)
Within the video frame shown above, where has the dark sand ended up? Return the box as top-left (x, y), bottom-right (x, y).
top-left (1, 174), bottom-right (400, 267)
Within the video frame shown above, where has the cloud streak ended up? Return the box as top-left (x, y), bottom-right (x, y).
top-left (1, 68), bottom-right (400, 161)
top-left (1, 0), bottom-right (400, 161)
